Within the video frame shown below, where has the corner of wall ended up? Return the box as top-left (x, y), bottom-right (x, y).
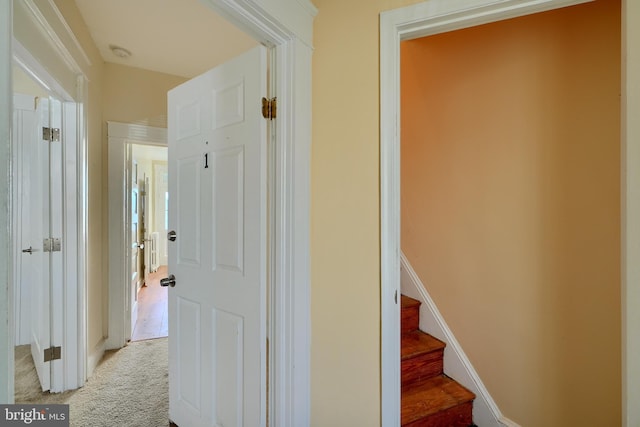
top-left (87, 337), bottom-right (105, 379)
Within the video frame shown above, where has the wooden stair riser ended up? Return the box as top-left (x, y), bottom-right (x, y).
top-left (403, 401), bottom-right (473, 427)
top-left (401, 298), bottom-right (421, 333)
top-left (401, 348), bottom-right (444, 387)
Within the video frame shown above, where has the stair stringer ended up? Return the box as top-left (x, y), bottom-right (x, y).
top-left (400, 252), bottom-right (520, 427)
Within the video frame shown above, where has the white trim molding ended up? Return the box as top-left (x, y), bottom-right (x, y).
top-left (401, 253), bottom-right (519, 427)
top-left (0, 0), bottom-right (13, 405)
top-left (622, 1), bottom-right (640, 426)
top-left (380, 0), bottom-right (596, 425)
top-left (200, 2), bottom-right (316, 425)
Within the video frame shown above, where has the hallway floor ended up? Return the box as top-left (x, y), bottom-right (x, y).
top-left (131, 265), bottom-right (169, 342)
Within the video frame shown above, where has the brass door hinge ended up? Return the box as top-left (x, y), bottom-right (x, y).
top-left (261, 97), bottom-right (277, 120)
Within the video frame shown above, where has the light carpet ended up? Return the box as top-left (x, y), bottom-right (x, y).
top-left (15, 338), bottom-right (169, 427)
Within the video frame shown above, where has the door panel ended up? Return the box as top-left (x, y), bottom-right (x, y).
top-left (176, 155), bottom-right (201, 267)
top-left (13, 94), bottom-right (37, 346)
top-left (168, 45), bottom-right (268, 427)
top-left (212, 147), bottom-right (244, 273)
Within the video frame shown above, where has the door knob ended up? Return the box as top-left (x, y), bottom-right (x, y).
top-left (168, 230), bottom-right (177, 242)
top-left (160, 274), bottom-right (176, 288)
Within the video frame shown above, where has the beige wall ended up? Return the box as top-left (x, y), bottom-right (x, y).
top-left (102, 63), bottom-right (186, 128)
top-left (401, 1), bottom-right (620, 425)
top-left (311, 0), bottom-right (419, 425)
top-left (12, 66), bottom-right (49, 98)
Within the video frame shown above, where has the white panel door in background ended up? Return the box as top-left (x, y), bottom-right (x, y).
top-left (13, 94), bottom-right (37, 347)
top-left (168, 45), bottom-right (268, 427)
top-left (29, 96), bottom-right (50, 392)
top-left (28, 96), bottom-right (63, 392)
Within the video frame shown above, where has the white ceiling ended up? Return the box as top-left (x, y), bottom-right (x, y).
top-left (74, 0), bottom-right (259, 78)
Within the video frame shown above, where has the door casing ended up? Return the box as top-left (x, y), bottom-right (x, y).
top-left (380, 0), bottom-right (639, 425)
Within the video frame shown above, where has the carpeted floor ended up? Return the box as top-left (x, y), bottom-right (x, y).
top-left (15, 338), bottom-right (169, 427)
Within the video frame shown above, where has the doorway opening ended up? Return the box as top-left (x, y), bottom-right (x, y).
top-left (12, 44), bottom-right (84, 398)
top-left (129, 143), bottom-right (169, 342)
top-left (381, 0), bottom-right (622, 425)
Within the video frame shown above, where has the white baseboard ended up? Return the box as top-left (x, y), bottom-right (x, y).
top-left (87, 338), bottom-right (105, 379)
top-left (400, 253), bottom-right (521, 427)
top-left (499, 416), bottom-right (521, 427)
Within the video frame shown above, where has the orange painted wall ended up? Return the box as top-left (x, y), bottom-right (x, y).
top-left (401, 1), bottom-right (621, 425)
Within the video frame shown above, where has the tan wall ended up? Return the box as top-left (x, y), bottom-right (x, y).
top-left (401, 1), bottom-right (620, 426)
top-left (50, 0), bottom-right (106, 355)
top-left (311, 0), bottom-right (419, 424)
top-left (12, 66), bottom-right (49, 98)
top-left (102, 63), bottom-right (186, 127)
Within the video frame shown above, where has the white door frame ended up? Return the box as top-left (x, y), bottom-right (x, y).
top-left (107, 122), bottom-right (168, 347)
top-left (380, 0), bottom-right (638, 425)
top-left (0, 0), bottom-right (12, 402)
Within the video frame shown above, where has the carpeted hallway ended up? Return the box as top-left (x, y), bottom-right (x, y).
top-left (14, 338), bottom-right (169, 427)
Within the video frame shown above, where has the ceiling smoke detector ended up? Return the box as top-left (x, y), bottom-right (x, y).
top-left (109, 45), bottom-right (132, 59)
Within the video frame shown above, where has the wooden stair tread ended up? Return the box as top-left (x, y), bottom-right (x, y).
top-left (402, 330), bottom-right (445, 360)
top-left (401, 375), bottom-right (475, 426)
top-left (401, 295), bottom-right (421, 309)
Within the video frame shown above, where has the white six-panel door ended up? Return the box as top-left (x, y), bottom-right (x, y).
top-left (13, 94), bottom-right (37, 347)
top-left (168, 45), bottom-right (267, 427)
top-left (14, 94), bottom-right (67, 393)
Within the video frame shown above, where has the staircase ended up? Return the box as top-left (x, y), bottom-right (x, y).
top-left (401, 295), bottom-right (476, 427)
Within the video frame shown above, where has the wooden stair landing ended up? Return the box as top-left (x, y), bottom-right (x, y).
top-left (401, 295), bottom-right (475, 427)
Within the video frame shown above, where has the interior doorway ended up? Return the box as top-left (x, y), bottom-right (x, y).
top-left (129, 143), bottom-right (168, 342)
top-left (12, 49), bottom-right (83, 396)
top-left (380, 0), bottom-right (606, 425)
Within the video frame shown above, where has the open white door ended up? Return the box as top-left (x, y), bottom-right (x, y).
top-left (30, 96), bottom-right (50, 392)
top-left (13, 94), bottom-right (37, 346)
top-left (29, 96), bottom-right (65, 392)
top-left (168, 45), bottom-right (268, 427)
